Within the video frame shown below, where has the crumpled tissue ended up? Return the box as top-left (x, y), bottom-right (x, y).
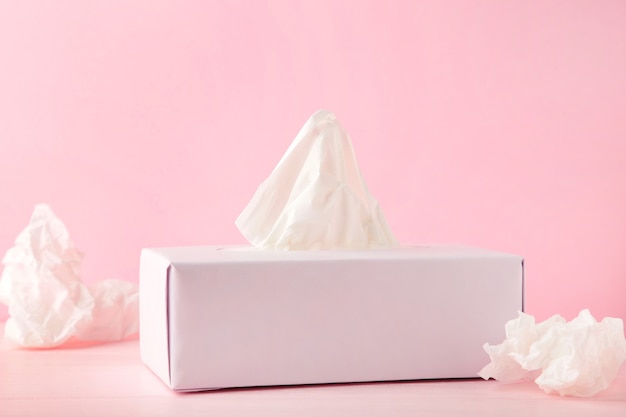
top-left (479, 309), bottom-right (626, 397)
top-left (236, 109), bottom-right (397, 250)
top-left (0, 204), bottom-right (139, 348)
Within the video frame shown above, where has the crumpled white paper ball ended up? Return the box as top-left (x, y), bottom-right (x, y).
top-left (479, 309), bottom-right (626, 397)
top-left (0, 204), bottom-right (138, 348)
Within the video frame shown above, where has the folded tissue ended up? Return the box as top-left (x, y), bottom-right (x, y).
top-left (236, 109), bottom-right (397, 250)
top-left (0, 204), bottom-right (139, 348)
top-left (479, 309), bottom-right (626, 397)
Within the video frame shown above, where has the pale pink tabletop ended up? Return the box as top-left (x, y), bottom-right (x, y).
top-left (1, 331), bottom-right (624, 417)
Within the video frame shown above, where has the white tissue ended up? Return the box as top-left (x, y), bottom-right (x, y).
top-left (479, 309), bottom-right (626, 397)
top-left (236, 109), bottom-right (397, 250)
top-left (0, 204), bottom-right (138, 348)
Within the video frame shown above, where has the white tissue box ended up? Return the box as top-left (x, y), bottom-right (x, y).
top-left (139, 245), bottom-right (524, 392)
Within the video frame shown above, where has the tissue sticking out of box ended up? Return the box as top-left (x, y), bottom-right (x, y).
top-left (0, 204), bottom-right (139, 348)
top-left (236, 109), bottom-right (398, 250)
top-left (478, 309), bottom-right (626, 397)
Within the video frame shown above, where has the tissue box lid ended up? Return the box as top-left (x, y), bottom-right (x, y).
top-left (140, 245), bottom-right (524, 391)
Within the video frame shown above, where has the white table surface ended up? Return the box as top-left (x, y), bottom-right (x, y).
top-left (1, 330), bottom-right (624, 417)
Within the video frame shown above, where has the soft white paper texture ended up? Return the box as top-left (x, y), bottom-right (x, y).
top-left (0, 204), bottom-right (138, 348)
top-left (479, 309), bottom-right (626, 397)
top-left (236, 109), bottom-right (397, 250)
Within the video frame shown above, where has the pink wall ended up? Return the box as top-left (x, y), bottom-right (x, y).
top-left (1, 1), bottom-right (625, 322)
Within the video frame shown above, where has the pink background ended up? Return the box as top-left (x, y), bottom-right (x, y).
top-left (0, 1), bottom-right (625, 323)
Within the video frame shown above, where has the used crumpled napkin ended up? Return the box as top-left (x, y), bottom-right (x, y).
top-left (0, 204), bottom-right (138, 348)
top-left (236, 109), bottom-right (397, 250)
top-left (479, 309), bottom-right (626, 397)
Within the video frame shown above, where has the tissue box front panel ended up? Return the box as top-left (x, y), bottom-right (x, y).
top-left (140, 246), bottom-right (523, 391)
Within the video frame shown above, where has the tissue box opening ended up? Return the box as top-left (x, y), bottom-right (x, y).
top-left (139, 245), bottom-right (524, 392)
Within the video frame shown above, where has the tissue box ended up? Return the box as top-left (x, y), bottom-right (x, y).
top-left (139, 246), bottom-right (524, 391)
